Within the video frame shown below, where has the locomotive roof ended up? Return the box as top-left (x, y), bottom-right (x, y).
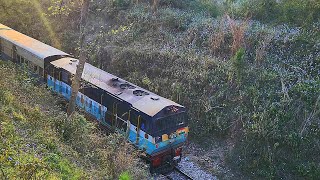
top-left (51, 57), bottom-right (184, 117)
top-left (0, 23), bottom-right (68, 59)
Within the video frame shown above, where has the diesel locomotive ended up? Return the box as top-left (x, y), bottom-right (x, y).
top-left (0, 23), bottom-right (189, 172)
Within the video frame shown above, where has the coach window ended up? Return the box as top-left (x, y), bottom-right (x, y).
top-left (17, 55), bottom-right (21, 63)
top-left (39, 67), bottom-right (43, 76)
top-left (86, 99), bottom-right (91, 108)
top-left (85, 99), bottom-right (89, 107)
top-left (33, 65), bottom-right (38, 73)
top-left (28, 61), bottom-right (33, 69)
top-left (89, 100), bottom-right (92, 108)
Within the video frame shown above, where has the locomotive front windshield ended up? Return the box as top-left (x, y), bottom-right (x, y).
top-left (155, 113), bottom-right (187, 134)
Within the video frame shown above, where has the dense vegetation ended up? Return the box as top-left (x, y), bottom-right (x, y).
top-left (0, 0), bottom-right (319, 179)
top-left (0, 62), bottom-right (148, 179)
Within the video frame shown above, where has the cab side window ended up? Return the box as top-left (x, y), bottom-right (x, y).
top-left (61, 71), bottom-right (69, 83)
top-left (140, 118), bottom-right (146, 131)
top-left (39, 67), bottom-right (43, 76)
top-left (54, 69), bottom-right (60, 80)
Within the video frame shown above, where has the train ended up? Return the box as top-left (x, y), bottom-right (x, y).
top-left (0, 23), bottom-right (189, 172)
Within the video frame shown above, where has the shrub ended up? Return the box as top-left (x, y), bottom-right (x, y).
top-left (119, 171), bottom-right (131, 180)
top-left (230, 47), bottom-right (246, 84)
top-left (111, 0), bottom-right (131, 9)
top-left (189, 0), bottom-right (221, 17)
top-left (233, 0), bottom-right (320, 27)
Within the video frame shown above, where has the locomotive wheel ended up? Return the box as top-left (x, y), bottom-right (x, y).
top-left (162, 155), bottom-right (174, 173)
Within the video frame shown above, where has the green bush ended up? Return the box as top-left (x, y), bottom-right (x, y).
top-left (231, 47), bottom-right (246, 84)
top-left (119, 171), bottom-right (131, 180)
top-left (111, 0), bottom-right (131, 9)
top-left (233, 0), bottom-right (320, 27)
top-left (158, 8), bottom-right (192, 31)
top-left (176, 0), bottom-right (222, 17)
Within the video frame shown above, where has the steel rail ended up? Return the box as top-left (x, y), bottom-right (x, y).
top-left (173, 166), bottom-right (194, 180)
top-left (162, 166), bottom-right (194, 180)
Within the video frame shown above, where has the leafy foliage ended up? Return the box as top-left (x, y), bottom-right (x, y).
top-left (231, 0), bottom-right (320, 27)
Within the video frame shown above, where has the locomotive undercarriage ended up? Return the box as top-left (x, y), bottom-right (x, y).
top-left (148, 145), bottom-right (183, 174)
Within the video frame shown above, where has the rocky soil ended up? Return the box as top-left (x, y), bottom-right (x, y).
top-left (152, 139), bottom-right (244, 180)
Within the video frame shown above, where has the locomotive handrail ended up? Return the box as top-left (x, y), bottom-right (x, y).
top-left (125, 110), bottom-right (131, 139)
top-left (136, 115), bottom-right (141, 145)
top-left (100, 94), bottom-right (103, 105)
top-left (125, 119), bottom-right (130, 139)
top-left (112, 102), bottom-right (119, 127)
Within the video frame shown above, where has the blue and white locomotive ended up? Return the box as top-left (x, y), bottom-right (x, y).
top-left (0, 23), bottom-right (189, 171)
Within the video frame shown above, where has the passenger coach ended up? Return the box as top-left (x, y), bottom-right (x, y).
top-left (0, 24), bottom-right (69, 77)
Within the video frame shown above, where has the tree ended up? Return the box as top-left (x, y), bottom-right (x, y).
top-left (67, 0), bottom-right (90, 117)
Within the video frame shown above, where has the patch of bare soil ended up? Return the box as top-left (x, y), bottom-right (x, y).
top-left (183, 139), bottom-right (245, 180)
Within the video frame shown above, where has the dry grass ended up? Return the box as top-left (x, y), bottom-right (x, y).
top-left (226, 15), bottom-right (249, 55)
top-left (255, 34), bottom-right (273, 65)
top-left (209, 18), bottom-right (226, 56)
top-left (210, 15), bottom-right (249, 58)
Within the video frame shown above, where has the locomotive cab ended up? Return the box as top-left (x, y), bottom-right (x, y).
top-left (148, 105), bottom-right (189, 172)
top-left (152, 106), bottom-right (188, 142)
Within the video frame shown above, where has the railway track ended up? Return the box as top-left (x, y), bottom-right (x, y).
top-left (164, 166), bottom-right (194, 180)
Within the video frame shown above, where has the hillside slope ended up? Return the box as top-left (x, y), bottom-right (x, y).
top-left (0, 61), bottom-right (148, 179)
top-left (0, 0), bottom-right (319, 178)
